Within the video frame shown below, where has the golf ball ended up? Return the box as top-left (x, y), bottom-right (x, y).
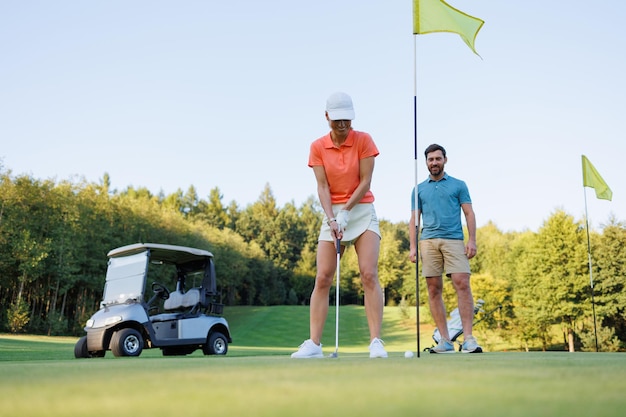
top-left (404, 350), bottom-right (414, 358)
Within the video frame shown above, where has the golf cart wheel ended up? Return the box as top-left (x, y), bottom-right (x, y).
top-left (203, 331), bottom-right (228, 355)
top-left (74, 336), bottom-right (106, 358)
top-left (74, 336), bottom-right (90, 358)
top-left (111, 328), bottom-right (144, 357)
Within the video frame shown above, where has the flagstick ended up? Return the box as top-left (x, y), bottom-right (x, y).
top-left (583, 187), bottom-right (599, 352)
top-left (413, 34), bottom-right (421, 358)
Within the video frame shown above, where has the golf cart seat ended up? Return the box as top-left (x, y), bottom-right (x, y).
top-left (163, 289), bottom-right (185, 310)
top-left (161, 286), bottom-right (202, 310)
top-left (150, 288), bottom-right (203, 323)
top-left (182, 288), bottom-right (201, 308)
top-left (150, 290), bottom-right (188, 323)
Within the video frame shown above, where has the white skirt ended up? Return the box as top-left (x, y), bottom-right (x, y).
top-left (318, 203), bottom-right (381, 243)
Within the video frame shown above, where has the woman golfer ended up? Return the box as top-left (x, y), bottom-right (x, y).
top-left (291, 92), bottom-right (387, 359)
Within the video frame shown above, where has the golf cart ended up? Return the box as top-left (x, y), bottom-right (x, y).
top-left (74, 243), bottom-right (232, 358)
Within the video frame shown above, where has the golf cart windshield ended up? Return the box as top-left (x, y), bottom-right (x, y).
top-left (102, 251), bottom-right (148, 306)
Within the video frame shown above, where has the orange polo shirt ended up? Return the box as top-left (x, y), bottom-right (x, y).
top-left (308, 129), bottom-right (379, 204)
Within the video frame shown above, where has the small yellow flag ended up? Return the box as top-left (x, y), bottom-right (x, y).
top-left (582, 155), bottom-right (612, 201)
top-left (413, 0), bottom-right (484, 55)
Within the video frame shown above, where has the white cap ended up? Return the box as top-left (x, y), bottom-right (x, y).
top-left (326, 92), bottom-right (355, 121)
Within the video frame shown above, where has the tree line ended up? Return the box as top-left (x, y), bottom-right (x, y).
top-left (1, 169), bottom-right (624, 351)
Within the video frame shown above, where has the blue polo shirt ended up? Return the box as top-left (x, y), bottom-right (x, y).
top-left (411, 173), bottom-right (471, 240)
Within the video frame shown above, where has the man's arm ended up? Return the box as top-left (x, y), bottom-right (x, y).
top-left (461, 203), bottom-right (477, 259)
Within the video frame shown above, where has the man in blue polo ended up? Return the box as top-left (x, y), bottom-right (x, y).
top-left (409, 143), bottom-right (482, 353)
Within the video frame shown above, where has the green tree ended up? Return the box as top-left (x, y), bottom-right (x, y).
top-left (509, 231), bottom-right (545, 350)
top-left (182, 185), bottom-right (199, 217)
top-left (162, 188), bottom-right (185, 214)
top-left (592, 217), bottom-right (626, 348)
top-left (514, 211), bottom-right (588, 351)
top-left (7, 298), bottom-right (30, 333)
top-left (378, 221), bottom-right (410, 305)
top-left (197, 187), bottom-right (229, 229)
top-left (235, 184), bottom-right (277, 245)
top-left (471, 222), bottom-right (516, 331)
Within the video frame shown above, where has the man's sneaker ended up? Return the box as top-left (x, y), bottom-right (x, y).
top-left (461, 335), bottom-right (483, 353)
top-left (430, 338), bottom-right (455, 354)
top-left (369, 337), bottom-right (388, 358)
top-left (291, 339), bottom-right (324, 358)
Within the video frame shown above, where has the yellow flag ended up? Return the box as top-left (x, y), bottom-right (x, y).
top-left (582, 155), bottom-right (612, 201)
top-left (413, 0), bottom-right (484, 55)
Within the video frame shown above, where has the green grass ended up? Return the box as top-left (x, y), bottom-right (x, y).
top-left (225, 305), bottom-right (425, 354)
top-left (1, 306), bottom-right (625, 417)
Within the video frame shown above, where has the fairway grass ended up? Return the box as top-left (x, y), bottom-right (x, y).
top-left (1, 306), bottom-right (625, 417)
top-left (1, 349), bottom-right (624, 417)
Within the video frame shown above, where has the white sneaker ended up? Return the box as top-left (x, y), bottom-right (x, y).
top-left (369, 337), bottom-right (388, 358)
top-left (291, 339), bottom-right (324, 358)
top-left (461, 335), bottom-right (483, 353)
top-left (430, 338), bottom-right (456, 354)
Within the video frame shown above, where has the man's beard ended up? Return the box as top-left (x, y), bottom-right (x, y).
top-left (429, 166), bottom-right (442, 176)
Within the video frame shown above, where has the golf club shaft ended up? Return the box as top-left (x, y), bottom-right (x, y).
top-left (334, 238), bottom-right (340, 354)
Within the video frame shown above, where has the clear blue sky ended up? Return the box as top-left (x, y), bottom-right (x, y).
top-left (1, 1), bottom-right (624, 232)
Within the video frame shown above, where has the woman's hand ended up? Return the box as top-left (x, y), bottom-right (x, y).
top-left (336, 209), bottom-right (350, 233)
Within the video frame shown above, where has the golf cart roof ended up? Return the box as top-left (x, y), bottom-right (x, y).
top-left (107, 243), bottom-right (213, 264)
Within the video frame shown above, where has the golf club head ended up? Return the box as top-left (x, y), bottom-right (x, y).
top-left (328, 352), bottom-right (338, 358)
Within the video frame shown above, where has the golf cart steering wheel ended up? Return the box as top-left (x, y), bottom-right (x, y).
top-left (151, 282), bottom-right (170, 300)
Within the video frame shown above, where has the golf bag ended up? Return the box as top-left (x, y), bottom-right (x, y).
top-left (432, 299), bottom-right (485, 344)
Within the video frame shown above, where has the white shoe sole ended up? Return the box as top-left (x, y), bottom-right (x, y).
top-left (461, 347), bottom-right (483, 353)
top-left (290, 353), bottom-right (324, 359)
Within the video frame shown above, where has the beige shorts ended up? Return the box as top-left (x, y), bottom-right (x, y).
top-left (419, 238), bottom-right (470, 277)
top-left (318, 203), bottom-right (381, 244)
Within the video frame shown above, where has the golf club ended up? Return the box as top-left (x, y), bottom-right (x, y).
top-left (329, 237), bottom-right (341, 358)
